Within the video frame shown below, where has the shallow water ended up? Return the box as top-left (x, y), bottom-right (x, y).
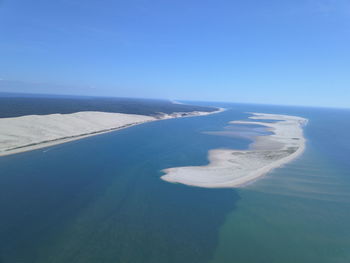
top-left (0, 103), bottom-right (349, 262)
top-left (209, 105), bottom-right (350, 263)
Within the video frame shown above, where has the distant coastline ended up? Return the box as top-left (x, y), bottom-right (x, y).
top-left (161, 113), bottom-right (308, 188)
top-left (0, 108), bottom-right (224, 157)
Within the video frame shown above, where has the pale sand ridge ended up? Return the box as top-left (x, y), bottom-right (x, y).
top-left (161, 113), bottom-right (308, 188)
top-left (0, 109), bottom-right (223, 157)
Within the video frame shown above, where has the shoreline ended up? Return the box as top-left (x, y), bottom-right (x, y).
top-left (0, 119), bottom-right (153, 157)
top-left (0, 108), bottom-right (224, 157)
top-left (161, 112), bottom-right (308, 188)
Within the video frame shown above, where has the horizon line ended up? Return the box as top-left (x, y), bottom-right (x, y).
top-left (0, 90), bottom-right (349, 111)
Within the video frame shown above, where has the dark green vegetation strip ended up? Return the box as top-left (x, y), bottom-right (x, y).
top-left (0, 93), bottom-right (217, 118)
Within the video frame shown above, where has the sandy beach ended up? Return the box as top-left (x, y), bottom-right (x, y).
top-left (161, 113), bottom-right (308, 188)
top-left (0, 109), bottom-right (223, 157)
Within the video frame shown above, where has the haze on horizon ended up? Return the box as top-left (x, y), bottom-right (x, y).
top-left (0, 0), bottom-right (349, 108)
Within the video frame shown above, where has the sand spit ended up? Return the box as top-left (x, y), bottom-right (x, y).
top-left (0, 109), bottom-right (222, 157)
top-left (161, 113), bottom-right (308, 188)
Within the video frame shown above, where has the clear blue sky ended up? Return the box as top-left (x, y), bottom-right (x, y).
top-left (0, 0), bottom-right (349, 108)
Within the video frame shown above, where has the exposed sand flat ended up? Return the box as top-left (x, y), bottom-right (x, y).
top-left (0, 109), bottom-right (222, 157)
top-left (161, 113), bottom-right (308, 188)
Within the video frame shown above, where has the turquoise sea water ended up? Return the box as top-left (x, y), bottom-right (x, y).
top-left (0, 103), bottom-right (350, 262)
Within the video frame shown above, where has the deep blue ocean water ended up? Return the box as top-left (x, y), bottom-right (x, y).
top-left (0, 102), bottom-right (349, 263)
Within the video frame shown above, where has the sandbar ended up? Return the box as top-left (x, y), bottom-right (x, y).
top-left (161, 113), bottom-right (308, 188)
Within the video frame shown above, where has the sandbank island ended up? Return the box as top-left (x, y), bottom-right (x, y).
top-left (161, 113), bottom-right (308, 188)
top-left (0, 109), bottom-right (223, 157)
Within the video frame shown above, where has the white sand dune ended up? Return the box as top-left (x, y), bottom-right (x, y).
top-left (0, 109), bottom-right (223, 156)
top-left (161, 113), bottom-right (308, 188)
